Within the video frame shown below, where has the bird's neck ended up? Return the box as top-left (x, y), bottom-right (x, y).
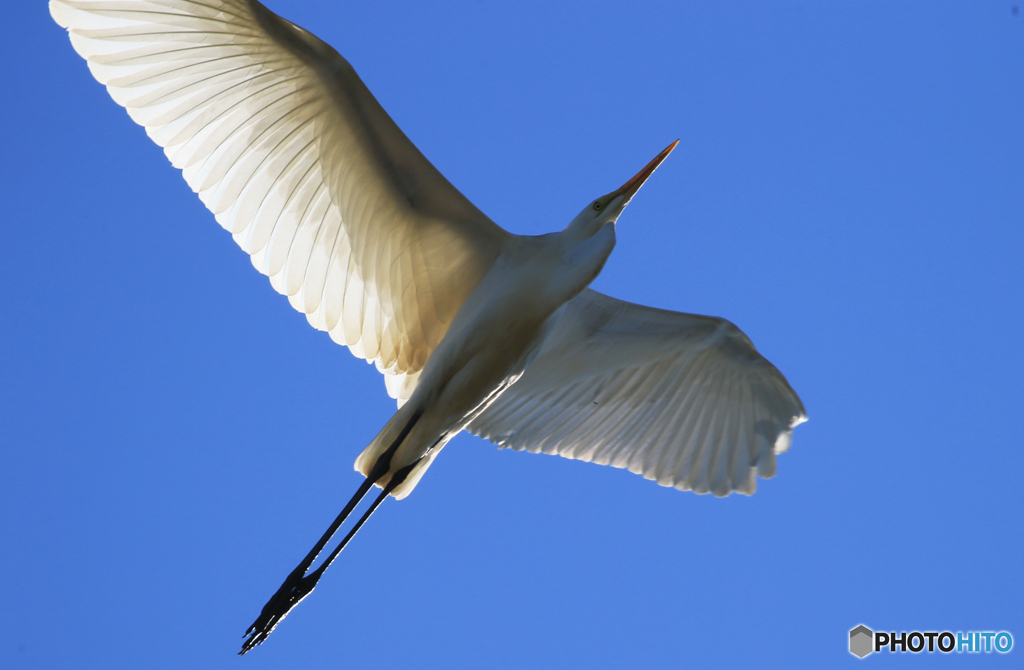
top-left (555, 221), bottom-right (617, 295)
top-left (563, 210), bottom-right (606, 242)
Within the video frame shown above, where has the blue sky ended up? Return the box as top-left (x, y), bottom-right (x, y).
top-left (2, 1), bottom-right (1022, 667)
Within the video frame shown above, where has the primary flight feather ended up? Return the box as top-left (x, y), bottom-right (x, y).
top-left (51, 0), bottom-right (806, 653)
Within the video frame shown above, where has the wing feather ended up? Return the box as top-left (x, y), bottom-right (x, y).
top-left (469, 290), bottom-right (806, 496)
top-left (51, 0), bottom-right (509, 401)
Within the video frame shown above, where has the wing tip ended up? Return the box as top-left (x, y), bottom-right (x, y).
top-left (49, 0), bottom-right (71, 29)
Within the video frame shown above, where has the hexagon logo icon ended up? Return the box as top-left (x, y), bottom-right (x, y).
top-left (850, 625), bottom-right (874, 658)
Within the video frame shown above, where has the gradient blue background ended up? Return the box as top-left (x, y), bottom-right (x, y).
top-left (2, 1), bottom-right (1022, 667)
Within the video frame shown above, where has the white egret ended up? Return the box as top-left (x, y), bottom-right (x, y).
top-left (51, 0), bottom-right (807, 654)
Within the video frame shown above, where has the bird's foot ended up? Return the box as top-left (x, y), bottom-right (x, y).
top-left (240, 566), bottom-right (319, 655)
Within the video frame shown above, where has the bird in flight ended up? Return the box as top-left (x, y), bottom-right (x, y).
top-left (51, 0), bottom-right (807, 654)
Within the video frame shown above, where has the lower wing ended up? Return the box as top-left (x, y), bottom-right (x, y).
top-left (468, 289), bottom-right (807, 496)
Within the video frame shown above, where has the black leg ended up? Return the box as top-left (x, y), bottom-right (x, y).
top-left (239, 458), bottom-right (421, 654)
top-left (239, 409), bottom-right (424, 655)
top-left (307, 458), bottom-right (420, 583)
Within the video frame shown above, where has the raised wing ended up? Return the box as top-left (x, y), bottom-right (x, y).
top-left (469, 290), bottom-right (807, 496)
top-left (50, 0), bottom-right (510, 404)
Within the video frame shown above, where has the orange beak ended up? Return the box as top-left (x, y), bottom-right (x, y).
top-left (610, 139), bottom-right (680, 203)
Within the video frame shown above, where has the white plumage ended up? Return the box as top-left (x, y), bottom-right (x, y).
top-left (470, 289), bottom-right (804, 496)
top-left (51, 0), bottom-right (806, 652)
top-left (53, 0), bottom-right (507, 406)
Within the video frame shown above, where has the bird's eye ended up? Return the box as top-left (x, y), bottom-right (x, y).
top-left (593, 202), bottom-right (602, 211)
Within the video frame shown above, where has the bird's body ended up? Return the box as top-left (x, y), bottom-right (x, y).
top-left (363, 216), bottom-right (618, 497)
top-left (50, 0), bottom-right (806, 653)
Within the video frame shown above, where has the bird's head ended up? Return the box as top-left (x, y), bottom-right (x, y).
top-left (566, 139), bottom-right (679, 239)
